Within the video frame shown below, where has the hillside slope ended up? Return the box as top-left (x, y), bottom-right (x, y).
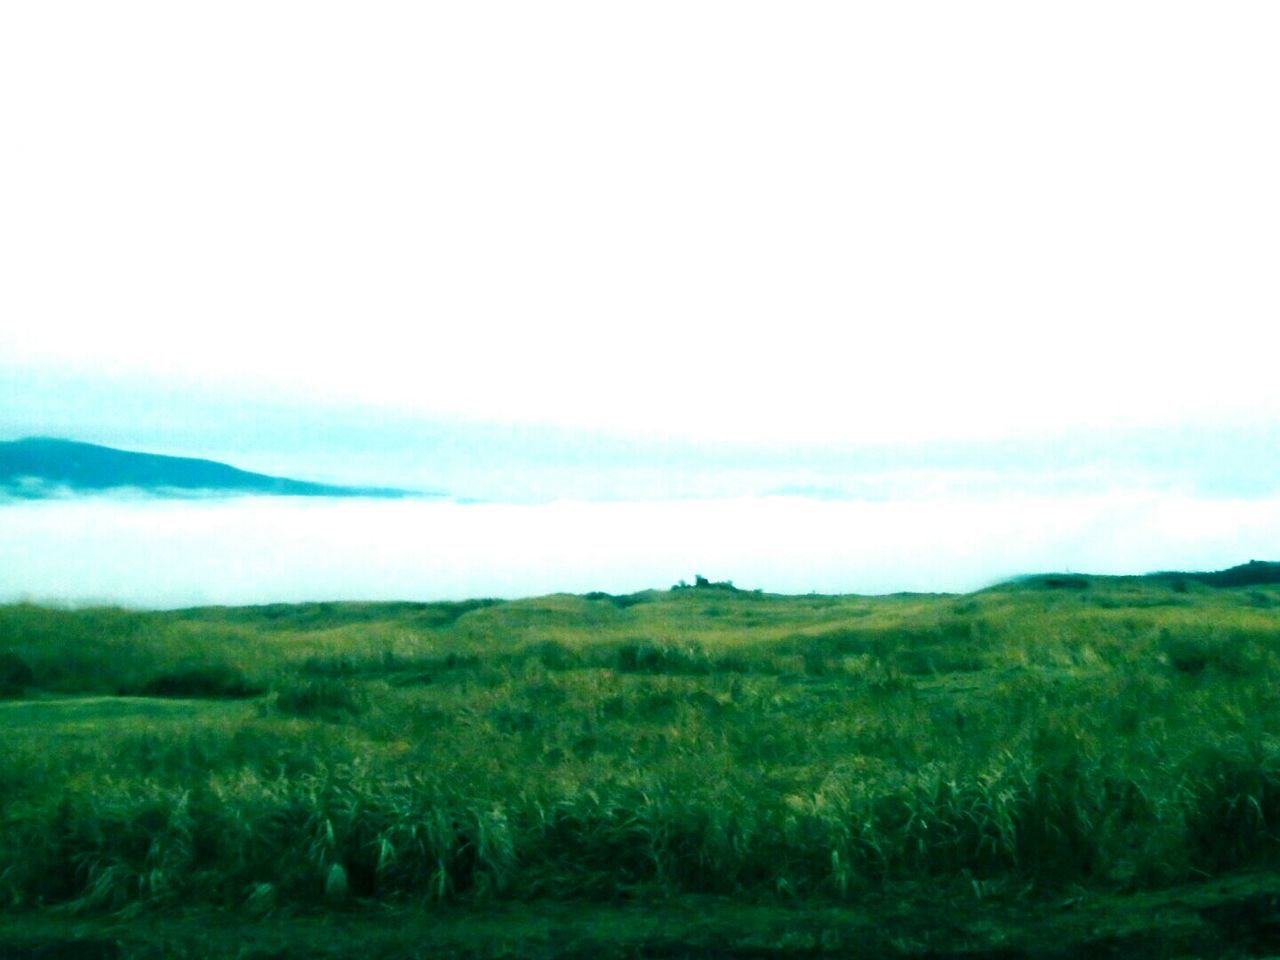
top-left (0, 437), bottom-right (420, 499)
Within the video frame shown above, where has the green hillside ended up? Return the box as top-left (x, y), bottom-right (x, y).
top-left (3, 569), bottom-right (1280, 956)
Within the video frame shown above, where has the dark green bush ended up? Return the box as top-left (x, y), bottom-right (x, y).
top-left (534, 641), bottom-right (581, 671)
top-left (617, 641), bottom-right (713, 675)
top-left (0, 651), bottom-right (34, 697)
top-left (273, 677), bottom-right (367, 719)
top-left (894, 646), bottom-right (985, 676)
top-left (138, 662), bottom-right (261, 699)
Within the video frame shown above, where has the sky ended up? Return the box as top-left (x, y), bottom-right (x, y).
top-left (4, 2), bottom-right (1279, 462)
top-left (2, 4), bottom-right (1280, 603)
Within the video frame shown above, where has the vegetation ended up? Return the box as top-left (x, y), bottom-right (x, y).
top-left (3, 571), bottom-right (1280, 956)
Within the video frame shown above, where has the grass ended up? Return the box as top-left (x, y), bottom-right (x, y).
top-left (3, 573), bottom-right (1280, 954)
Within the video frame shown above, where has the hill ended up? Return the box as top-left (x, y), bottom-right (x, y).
top-left (1003, 560), bottom-right (1280, 593)
top-left (0, 437), bottom-right (423, 499)
top-left (5, 572), bottom-right (1280, 956)
top-left (1149, 558), bottom-right (1280, 588)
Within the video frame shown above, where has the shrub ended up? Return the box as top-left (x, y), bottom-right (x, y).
top-left (1161, 631), bottom-right (1272, 678)
top-left (583, 591), bottom-right (650, 610)
top-left (138, 662), bottom-right (261, 699)
top-left (273, 677), bottom-right (367, 720)
top-left (617, 641), bottom-right (713, 675)
top-left (0, 651), bottom-right (34, 697)
top-left (802, 644), bottom-right (838, 676)
top-left (534, 641), bottom-right (581, 671)
top-left (894, 646), bottom-right (985, 676)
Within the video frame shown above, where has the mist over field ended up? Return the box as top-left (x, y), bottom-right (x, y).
top-left (4, 490), bottom-right (1280, 608)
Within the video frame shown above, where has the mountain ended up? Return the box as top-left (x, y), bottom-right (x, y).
top-left (0, 438), bottom-right (423, 499)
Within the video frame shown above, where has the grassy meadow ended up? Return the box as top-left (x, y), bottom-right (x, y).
top-left (3, 571), bottom-right (1280, 956)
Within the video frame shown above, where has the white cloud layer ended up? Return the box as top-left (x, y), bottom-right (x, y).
top-left (3, 494), bottom-right (1278, 608)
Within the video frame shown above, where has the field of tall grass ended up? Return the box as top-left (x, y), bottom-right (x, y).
top-left (3, 572), bottom-right (1280, 954)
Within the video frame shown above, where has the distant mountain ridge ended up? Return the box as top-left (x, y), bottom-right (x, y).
top-left (0, 438), bottom-right (422, 499)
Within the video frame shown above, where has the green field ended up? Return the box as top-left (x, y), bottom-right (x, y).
top-left (4, 571), bottom-right (1280, 957)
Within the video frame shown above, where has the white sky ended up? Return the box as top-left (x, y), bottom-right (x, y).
top-left (3, 3), bottom-right (1279, 445)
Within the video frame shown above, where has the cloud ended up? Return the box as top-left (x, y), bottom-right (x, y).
top-left (3, 492), bottom-right (1279, 608)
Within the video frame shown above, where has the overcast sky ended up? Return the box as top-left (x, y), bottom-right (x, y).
top-left (3, 2), bottom-right (1278, 451)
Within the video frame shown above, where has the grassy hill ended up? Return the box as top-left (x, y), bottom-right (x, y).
top-left (0, 437), bottom-right (420, 498)
top-left (3, 569), bottom-right (1280, 956)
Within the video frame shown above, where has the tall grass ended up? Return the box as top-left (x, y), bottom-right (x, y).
top-left (4, 577), bottom-right (1280, 911)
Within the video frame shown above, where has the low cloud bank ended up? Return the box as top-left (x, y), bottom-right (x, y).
top-left (2, 493), bottom-right (1279, 608)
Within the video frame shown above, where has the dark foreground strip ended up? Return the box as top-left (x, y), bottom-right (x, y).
top-left (0, 940), bottom-right (119, 960)
top-left (3, 876), bottom-right (1280, 960)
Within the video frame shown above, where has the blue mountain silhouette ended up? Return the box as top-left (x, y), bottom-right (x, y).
top-left (0, 438), bottom-right (422, 499)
